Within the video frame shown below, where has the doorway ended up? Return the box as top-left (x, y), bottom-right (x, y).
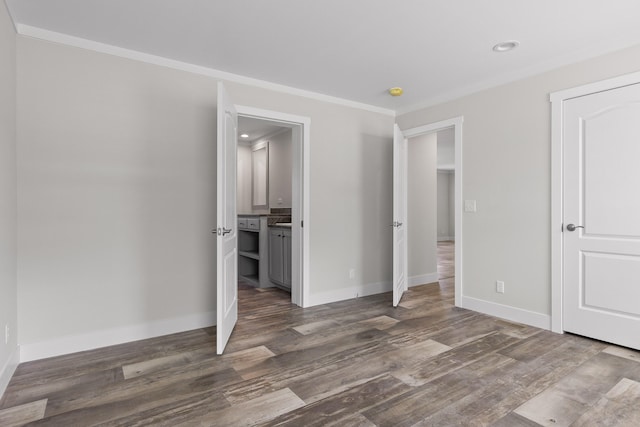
top-left (236, 116), bottom-right (297, 306)
top-left (395, 117), bottom-right (463, 307)
top-left (236, 106), bottom-right (310, 309)
top-left (404, 128), bottom-right (456, 290)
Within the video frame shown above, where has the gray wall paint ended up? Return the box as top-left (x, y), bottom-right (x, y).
top-left (436, 128), bottom-right (454, 169)
top-left (0, 1), bottom-right (17, 389)
top-left (448, 172), bottom-right (455, 238)
top-left (237, 143), bottom-right (252, 214)
top-left (17, 37), bottom-right (218, 346)
top-left (437, 171), bottom-right (453, 240)
top-left (237, 129), bottom-right (293, 213)
top-left (16, 36), bottom-right (394, 349)
top-left (407, 133), bottom-right (437, 281)
top-left (268, 129), bottom-right (292, 209)
top-left (398, 42), bottom-right (640, 316)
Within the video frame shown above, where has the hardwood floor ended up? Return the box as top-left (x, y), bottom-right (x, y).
top-left (2, 242), bottom-right (639, 426)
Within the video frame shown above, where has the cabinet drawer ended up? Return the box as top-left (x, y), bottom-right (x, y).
top-left (247, 218), bottom-right (260, 230)
top-left (238, 218), bottom-right (248, 229)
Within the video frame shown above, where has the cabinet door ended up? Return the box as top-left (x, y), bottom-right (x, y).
top-left (269, 228), bottom-right (284, 284)
top-left (283, 230), bottom-right (292, 288)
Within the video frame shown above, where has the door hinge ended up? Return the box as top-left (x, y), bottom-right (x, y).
top-left (301, 220), bottom-right (304, 228)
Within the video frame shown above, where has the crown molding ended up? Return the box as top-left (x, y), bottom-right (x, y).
top-left (16, 24), bottom-right (395, 117)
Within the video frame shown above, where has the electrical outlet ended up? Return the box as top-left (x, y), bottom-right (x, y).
top-left (496, 281), bottom-right (505, 294)
top-left (4, 324), bottom-right (9, 344)
top-left (349, 269), bottom-right (355, 280)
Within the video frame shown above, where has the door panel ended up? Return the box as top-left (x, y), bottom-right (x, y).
top-left (393, 124), bottom-right (408, 307)
top-left (563, 83), bottom-right (640, 350)
top-left (584, 105), bottom-right (640, 237)
top-left (583, 252), bottom-right (640, 316)
top-left (216, 82), bottom-right (238, 354)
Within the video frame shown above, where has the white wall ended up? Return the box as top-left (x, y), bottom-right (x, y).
top-left (437, 171), bottom-right (453, 241)
top-left (407, 133), bottom-right (438, 286)
top-left (398, 42), bottom-right (640, 323)
top-left (268, 129), bottom-right (292, 209)
top-left (0, 1), bottom-right (18, 395)
top-left (16, 36), bottom-right (394, 359)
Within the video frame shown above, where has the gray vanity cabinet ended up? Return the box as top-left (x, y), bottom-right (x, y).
top-left (269, 227), bottom-right (292, 290)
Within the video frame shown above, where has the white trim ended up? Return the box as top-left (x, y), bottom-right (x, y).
top-left (461, 296), bottom-right (551, 330)
top-left (236, 105), bottom-right (311, 308)
top-left (400, 116), bottom-right (463, 307)
top-left (549, 70), bottom-right (640, 334)
top-left (307, 281), bottom-right (391, 307)
top-left (0, 346), bottom-right (19, 398)
top-left (20, 312), bottom-right (216, 362)
top-left (16, 24), bottom-right (395, 117)
top-left (550, 70), bottom-right (640, 103)
top-left (408, 273), bottom-right (439, 287)
top-left (550, 91), bottom-right (564, 334)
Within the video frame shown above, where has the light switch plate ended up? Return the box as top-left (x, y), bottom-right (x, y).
top-left (464, 200), bottom-right (477, 212)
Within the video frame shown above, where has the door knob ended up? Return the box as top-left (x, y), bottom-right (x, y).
top-left (566, 224), bottom-right (584, 232)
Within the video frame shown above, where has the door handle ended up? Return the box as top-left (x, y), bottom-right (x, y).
top-left (215, 227), bottom-right (233, 236)
top-left (566, 224), bottom-right (584, 232)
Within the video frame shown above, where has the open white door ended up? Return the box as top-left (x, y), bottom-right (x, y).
top-left (216, 82), bottom-right (238, 354)
top-left (393, 124), bottom-right (408, 306)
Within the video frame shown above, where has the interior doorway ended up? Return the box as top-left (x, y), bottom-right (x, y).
top-left (235, 107), bottom-right (311, 308)
top-left (396, 117), bottom-right (463, 307)
top-left (404, 128), bottom-right (455, 286)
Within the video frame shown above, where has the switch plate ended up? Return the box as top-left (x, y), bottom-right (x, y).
top-left (464, 200), bottom-right (477, 212)
top-left (496, 281), bottom-right (505, 294)
top-left (349, 269), bottom-right (355, 279)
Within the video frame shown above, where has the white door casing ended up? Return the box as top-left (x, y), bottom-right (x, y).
top-left (557, 80), bottom-right (640, 350)
top-left (216, 82), bottom-right (238, 354)
top-left (393, 124), bottom-right (408, 307)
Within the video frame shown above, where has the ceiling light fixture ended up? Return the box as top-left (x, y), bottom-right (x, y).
top-left (240, 133), bottom-right (249, 138)
top-left (492, 40), bottom-right (520, 52)
top-left (389, 87), bottom-right (403, 97)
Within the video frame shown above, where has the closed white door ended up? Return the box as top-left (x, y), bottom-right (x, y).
top-left (393, 124), bottom-right (408, 306)
top-left (216, 82), bottom-right (238, 354)
top-left (563, 82), bottom-right (640, 350)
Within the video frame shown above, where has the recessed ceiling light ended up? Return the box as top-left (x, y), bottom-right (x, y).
top-left (240, 134), bottom-right (249, 138)
top-left (492, 40), bottom-right (520, 53)
top-left (389, 87), bottom-right (403, 97)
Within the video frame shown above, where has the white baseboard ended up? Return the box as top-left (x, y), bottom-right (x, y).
top-left (461, 296), bottom-right (551, 330)
top-left (408, 273), bottom-right (439, 287)
top-left (20, 311), bottom-right (216, 362)
top-left (437, 236), bottom-right (455, 241)
top-left (0, 346), bottom-right (19, 399)
top-left (307, 281), bottom-right (391, 307)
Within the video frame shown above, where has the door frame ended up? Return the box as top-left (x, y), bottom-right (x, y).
top-left (236, 105), bottom-right (311, 308)
top-left (400, 116), bottom-right (463, 307)
top-left (550, 70), bottom-right (640, 334)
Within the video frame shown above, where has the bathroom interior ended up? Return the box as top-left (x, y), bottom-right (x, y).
top-left (236, 116), bottom-right (294, 294)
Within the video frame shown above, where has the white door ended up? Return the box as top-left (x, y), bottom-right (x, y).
top-left (393, 124), bottom-right (408, 306)
top-left (563, 82), bottom-right (640, 350)
top-left (216, 82), bottom-right (238, 354)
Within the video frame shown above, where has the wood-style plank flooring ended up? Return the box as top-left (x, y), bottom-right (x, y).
top-left (2, 241), bottom-right (640, 426)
